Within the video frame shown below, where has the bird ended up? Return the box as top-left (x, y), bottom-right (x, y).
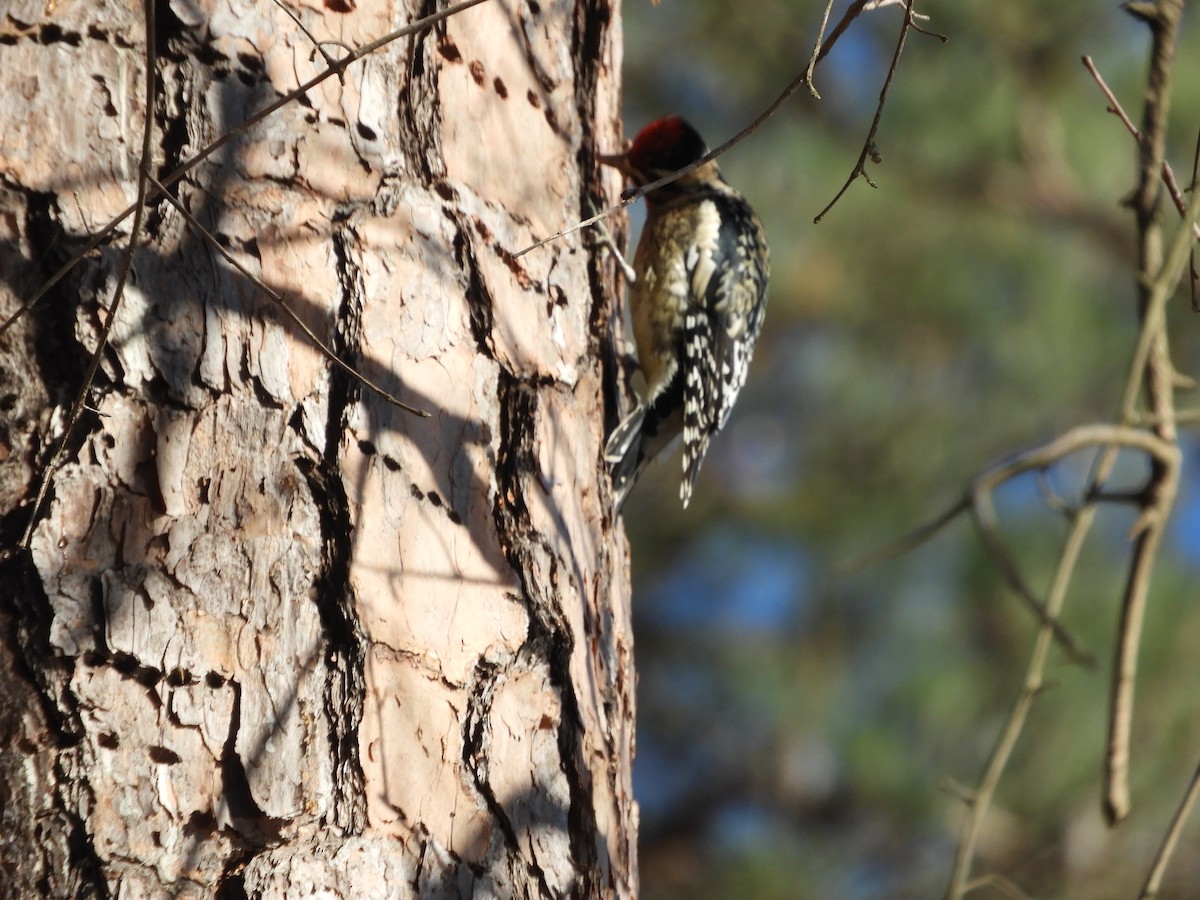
top-left (599, 115), bottom-right (770, 509)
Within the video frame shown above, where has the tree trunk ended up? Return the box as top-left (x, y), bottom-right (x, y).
top-left (0, 1), bottom-right (635, 896)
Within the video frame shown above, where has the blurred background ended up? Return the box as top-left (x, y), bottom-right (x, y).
top-left (615, 3), bottom-right (1200, 898)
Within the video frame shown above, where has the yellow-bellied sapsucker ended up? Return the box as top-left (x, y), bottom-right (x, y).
top-left (601, 115), bottom-right (770, 509)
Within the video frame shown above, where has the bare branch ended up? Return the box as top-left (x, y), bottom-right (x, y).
top-left (846, 424), bottom-right (1175, 670)
top-left (945, 486), bottom-right (1094, 899)
top-left (1104, 0), bottom-right (1188, 825)
top-left (943, 426), bottom-right (1179, 898)
top-left (515, 0), bottom-right (942, 259)
top-left (1102, 182), bottom-right (1197, 824)
top-left (1082, 56), bottom-right (1200, 250)
top-left (809, 0), bottom-right (937, 94)
top-left (1139, 756), bottom-right (1200, 899)
top-left (968, 488), bottom-right (1091, 667)
top-left (815, 1), bottom-right (944, 223)
top-left (513, 198), bottom-right (639, 260)
top-left (803, 0), bottom-right (840, 99)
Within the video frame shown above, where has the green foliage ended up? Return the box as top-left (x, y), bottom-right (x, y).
top-left (620, 2), bottom-right (1200, 897)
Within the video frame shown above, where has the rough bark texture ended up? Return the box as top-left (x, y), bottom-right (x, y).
top-left (0, 0), bottom-right (635, 897)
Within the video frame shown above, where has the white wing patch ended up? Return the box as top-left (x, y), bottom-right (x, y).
top-left (680, 195), bottom-right (768, 506)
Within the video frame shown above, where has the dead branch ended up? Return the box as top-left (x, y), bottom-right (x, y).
top-left (1106, 0), bottom-right (1187, 826)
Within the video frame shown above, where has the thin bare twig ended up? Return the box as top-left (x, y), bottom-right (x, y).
top-left (18, 0), bottom-right (160, 548)
top-left (271, 0), bottom-right (350, 75)
top-left (1139, 756), bottom-right (1200, 899)
top-left (945, 479), bottom-right (1096, 899)
top-left (969, 487), bottom-right (1092, 667)
top-left (1082, 56), bottom-right (1200, 247)
top-left (802, 0), bottom-right (840, 98)
top-left (805, 0), bottom-right (921, 97)
top-left (146, 174), bottom-right (429, 417)
top-left (512, 200), bottom-right (641, 261)
top-left (810, 0), bottom-right (933, 91)
top-left (836, 495), bottom-right (968, 575)
top-left (514, 0), bottom-right (941, 259)
top-left (814, 0), bottom-right (945, 223)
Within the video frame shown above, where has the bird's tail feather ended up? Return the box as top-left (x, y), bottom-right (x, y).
top-left (605, 395), bottom-right (687, 511)
top-left (605, 406), bottom-right (647, 511)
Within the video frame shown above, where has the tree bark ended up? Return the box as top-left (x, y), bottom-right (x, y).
top-left (0, 0), bottom-right (635, 896)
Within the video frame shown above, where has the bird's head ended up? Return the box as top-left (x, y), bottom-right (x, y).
top-left (599, 115), bottom-right (715, 198)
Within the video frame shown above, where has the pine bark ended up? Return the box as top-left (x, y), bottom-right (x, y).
top-left (0, 1), bottom-right (635, 896)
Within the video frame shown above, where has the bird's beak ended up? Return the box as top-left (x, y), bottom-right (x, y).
top-left (598, 151), bottom-right (634, 178)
